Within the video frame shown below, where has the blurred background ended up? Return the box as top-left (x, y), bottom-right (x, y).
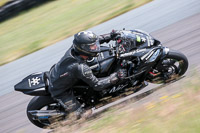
top-left (0, 0), bottom-right (200, 133)
top-left (0, 0), bottom-right (151, 66)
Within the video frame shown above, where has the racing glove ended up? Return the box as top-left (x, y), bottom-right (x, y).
top-left (117, 69), bottom-right (127, 80)
top-left (110, 30), bottom-right (121, 40)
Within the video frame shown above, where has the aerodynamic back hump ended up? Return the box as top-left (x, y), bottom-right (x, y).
top-left (14, 72), bottom-right (50, 96)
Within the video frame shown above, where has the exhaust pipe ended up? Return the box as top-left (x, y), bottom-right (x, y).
top-left (28, 110), bottom-right (66, 120)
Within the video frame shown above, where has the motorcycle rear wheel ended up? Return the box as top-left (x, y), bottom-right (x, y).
top-left (27, 96), bottom-right (61, 128)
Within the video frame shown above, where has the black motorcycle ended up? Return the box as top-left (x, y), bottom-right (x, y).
top-left (14, 29), bottom-right (188, 128)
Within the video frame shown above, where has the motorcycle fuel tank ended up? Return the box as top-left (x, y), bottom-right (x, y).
top-left (87, 46), bottom-right (115, 75)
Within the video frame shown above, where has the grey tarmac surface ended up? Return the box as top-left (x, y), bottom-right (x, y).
top-left (0, 0), bottom-right (200, 132)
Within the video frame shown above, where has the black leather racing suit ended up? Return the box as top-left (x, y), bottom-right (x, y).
top-left (48, 34), bottom-right (118, 112)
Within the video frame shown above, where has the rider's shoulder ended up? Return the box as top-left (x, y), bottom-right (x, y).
top-left (78, 62), bottom-right (90, 70)
top-left (76, 62), bottom-right (92, 77)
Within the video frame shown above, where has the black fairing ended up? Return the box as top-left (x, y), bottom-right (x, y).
top-left (14, 72), bottom-right (50, 96)
top-left (87, 46), bottom-right (115, 76)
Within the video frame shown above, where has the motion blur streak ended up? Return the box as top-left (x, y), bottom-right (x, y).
top-left (0, 0), bottom-right (200, 132)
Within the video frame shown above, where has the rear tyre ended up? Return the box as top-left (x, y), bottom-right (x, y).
top-left (27, 96), bottom-right (59, 128)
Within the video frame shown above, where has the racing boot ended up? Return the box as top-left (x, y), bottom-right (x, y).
top-left (54, 91), bottom-right (92, 120)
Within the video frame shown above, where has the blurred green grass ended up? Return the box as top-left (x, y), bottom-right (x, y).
top-left (82, 75), bottom-right (200, 133)
top-left (0, 0), bottom-right (10, 7)
top-left (52, 72), bottom-right (200, 133)
top-left (0, 0), bottom-right (152, 65)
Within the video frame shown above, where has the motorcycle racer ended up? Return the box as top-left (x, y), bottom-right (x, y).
top-left (14, 29), bottom-right (188, 128)
top-left (48, 31), bottom-right (127, 118)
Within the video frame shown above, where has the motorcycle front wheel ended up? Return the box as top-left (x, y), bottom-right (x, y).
top-left (147, 50), bottom-right (188, 84)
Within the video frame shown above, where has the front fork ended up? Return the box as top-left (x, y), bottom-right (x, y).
top-left (146, 47), bottom-right (171, 82)
top-left (155, 47), bottom-right (170, 71)
top-left (162, 47), bottom-right (170, 59)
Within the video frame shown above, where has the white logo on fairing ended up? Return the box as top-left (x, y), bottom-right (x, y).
top-left (120, 49), bottom-right (146, 58)
top-left (141, 37), bottom-right (146, 42)
top-left (28, 77), bottom-right (41, 87)
top-left (109, 84), bottom-right (128, 93)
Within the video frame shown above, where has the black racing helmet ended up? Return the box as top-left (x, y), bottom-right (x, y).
top-left (73, 31), bottom-right (100, 57)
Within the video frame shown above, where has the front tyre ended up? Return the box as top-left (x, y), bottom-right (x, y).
top-left (148, 50), bottom-right (188, 84)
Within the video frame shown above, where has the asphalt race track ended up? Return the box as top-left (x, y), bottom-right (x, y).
top-left (0, 0), bottom-right (200, 132)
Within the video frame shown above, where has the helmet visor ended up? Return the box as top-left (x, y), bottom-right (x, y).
top-left (81, 40), bottom-right (100, 54)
